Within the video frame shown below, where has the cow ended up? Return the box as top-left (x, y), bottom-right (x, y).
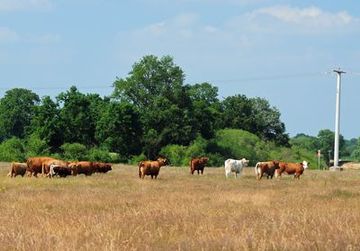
top-left (254, 160), bottom-right (280, 180)
top-left (49, 164), bottom-right (72, 178)
top-left (190, 157), bottom-right (209, 175)
top-left (138, 157), bottom-right (168, 179)
top-left (93, 162), bottom-right (112, 173)
top-left (41, 158), bottom-right (68, 177)
top-left (69, 161), bottom-right (95, 176)
top-left (8, 162), bottom-right (27, 177)
top-left (26, 157), bottom-right (56, 177)
top-left (276, 160), bottom-right (309, 179)
top-left (224, 158), bottom-right (249, 178)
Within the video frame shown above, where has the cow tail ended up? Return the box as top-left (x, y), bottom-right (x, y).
top-left (254, 162), bottom-right (260, 175)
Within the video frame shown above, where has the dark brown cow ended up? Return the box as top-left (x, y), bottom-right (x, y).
top-left (8, 162), bottom-right (27, 177)
top-left (49, 164), bottom-right (72, 178)
top-left (26, 157), bottom-right (56, 177)
top-left (276, 161), bottom-right (309, 179)
top-left (42, 159), bottom-right (68, 177)
top-left (190, 157), bottom-right (209, 175)
top-left (138, 157), bottom-right (168, 179)
top-left (69, 161), bottom-right (95, 176)
top-left (255, 161), bottom-right (280, 180)
top-left (93, 162), bottom-right (112, 173)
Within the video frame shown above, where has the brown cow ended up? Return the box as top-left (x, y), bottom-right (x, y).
top-left (190, 157), bottom-right (209, 175)
top-left (42, 159), bottom-right (68, 177)
top-left (93, 162), bottom-right (112, 173)
top-left (276, 161), bottom-right (309, 179)
top-left (8, 162), bottom-right (27, 177)
top-left (69, 161), bottom-right (95, 176)
top-left (254, 160), bottom-right (280, 180)
top-left (26, 157), bottom-right (56, 177)
top-left (138, 157), bottom-right (168, 179)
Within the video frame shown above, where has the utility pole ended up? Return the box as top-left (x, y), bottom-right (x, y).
top-left (332, 68), bottom-right (345, 169)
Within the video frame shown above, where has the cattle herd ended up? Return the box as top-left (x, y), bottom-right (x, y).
top-left (6, 156), bottom-right (309, 180)
top-left (7, 157), bottom-right (112, 178)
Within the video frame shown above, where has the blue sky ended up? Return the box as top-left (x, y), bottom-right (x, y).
top-left (1, 0), bottom-right (359, 139)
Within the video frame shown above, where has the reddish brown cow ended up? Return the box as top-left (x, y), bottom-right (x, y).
top-left (69, 161), bottom-right (95, 176)
top-left (190, 157), bottom-right (209, 175)
top-left (254, 161), bottom-right (280, 180)
top-left (276, 161), bottom-right (309, 179)
top-left (138, 157), bottom-right (168, 179)
top-left (8, 162), bottom-right (27, 177)
top-left (26, 157), bottom-right (56, 177)
top-left (93, 162), bottom-right (112, 173)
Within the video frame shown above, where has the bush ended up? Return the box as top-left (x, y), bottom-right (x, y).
top-left (25, 133), bottom-right (50, 158)
top-left (87, 147), bottom-right (112, 162)
top-left (129, 153), bottom-right (147, 165)
top-left (0, 137), bottom-right (25, 162)
top-left (61, 143), bottom-right (88, 161)
top-left (160, 144), bottom-right (186, 166)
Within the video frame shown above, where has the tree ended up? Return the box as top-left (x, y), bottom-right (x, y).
top-left (0, 88), bottom-right (39, 140)
top-left (317, 129), bottom-right (345, 164)
top-left (95, 102), bottom-right (143, 158)
top-left (290, 134), bottom-right (319, 152)
top-left (57, 86), bottom-right (107, 146)
top-left (350, 138), bottom-right (360, 161)
top-left (187, 83), bottom-right (222, 139)
top-left (113, 55), bottom-right (195, 158)
top-left (28, 96), bottom-right (63, 151)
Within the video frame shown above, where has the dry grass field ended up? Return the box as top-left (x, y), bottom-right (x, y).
top-left (1, 162), bottom-right (360, 251)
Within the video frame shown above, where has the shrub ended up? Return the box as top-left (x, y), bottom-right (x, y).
top-left (0, 137), bottom-right (25, 162)
top-left (61, 143), bottom-right (88, 161)
top-left (87, 147), bottom-right (112, 162)
top-left (160, 144), bottom-right (186, 166)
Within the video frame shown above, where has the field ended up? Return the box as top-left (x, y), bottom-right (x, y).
top-left (1, 163), bottom-right (360, 251)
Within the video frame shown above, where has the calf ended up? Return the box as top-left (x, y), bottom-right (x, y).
top-left (255, 161), bottom-right (280, 180)
top-left (224, 158), bottom-right (249, 178)
top-left (49, 164), bottom-right (72, 178)
top-left (8, 162), bottom-right (27, 177)
top-left (139, 157), bottom-right (168, 179)
top-left (190, 157), bottom-right (209, 175)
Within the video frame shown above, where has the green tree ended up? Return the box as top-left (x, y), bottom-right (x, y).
top-left (57, 86), bottom-right (106, 146)
top-left (350, 138), bottom-right (360, 161)
top-left (113, 55), bottom-right (195, 158)
top-left (290, 133), bottom-right (319, 152)
top-left (0, 88), bottom-right (39, 140)
top-left (95, 102), bottom-right (143, 158)
top-left (28, 96), bottom-right (63, 151)
top-left (317, 129), bottom-right (344, 164)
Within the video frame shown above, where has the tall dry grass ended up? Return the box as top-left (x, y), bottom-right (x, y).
top-left (1, 162), bottom-right (360, 250)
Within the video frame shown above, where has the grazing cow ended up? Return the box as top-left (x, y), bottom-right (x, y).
top-left (276, 161), bottom-right (309, 179)
top-left (224, 158), bottom-right (249, 178)
top-left (49, 164), bottom-right (72, 178)
top-left (42, 159), bottom-right (68, 177)
top-left (26, 157), bottom-right (56, 177)
top-left (138, 157), bottom-right (168, 179)
top-left (255, 161), bottom-right (280, 180)
top-left (190, 157), bottom-right (209, 175)
top-left (8, 162), bottom-right (27, 177)
top-left (93, 162), bottom-right (112, 173)
top-left (69, 161), bottom-right (95, 176)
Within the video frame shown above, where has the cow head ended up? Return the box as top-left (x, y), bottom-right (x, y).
top-left (200, 157), bottom-right (209, 164)
top-left (241, 158), bottom-right (249, 167)
top-left (157, 157), bottom-right (168, 166)
top-left (302, 160), bottom-right (309, 169)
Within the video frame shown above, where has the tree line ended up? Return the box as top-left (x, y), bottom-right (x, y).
top-left (0, 55), bottom-right (358, 166)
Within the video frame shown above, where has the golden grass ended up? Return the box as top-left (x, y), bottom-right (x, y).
top-left (1, 162), bottom-right (360, 251)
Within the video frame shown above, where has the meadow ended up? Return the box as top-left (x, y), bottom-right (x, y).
top-left (1, 162), bottom-right (360, 251)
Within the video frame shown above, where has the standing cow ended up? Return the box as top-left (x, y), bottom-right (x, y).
top-left (224, 158), bottom-right (249, 178)
top-left (8, 162), bottom-right (27, 177)
top-left (276, 160), bottom-right (309, 179)
top-left (26, 157), bottom-right (56, 177)
top-left (138, 157), bottom-right (168, 179)
top-left (190, 157), bottom-right (209, 175)
top-left (255, 160), bottom-right (280, 180)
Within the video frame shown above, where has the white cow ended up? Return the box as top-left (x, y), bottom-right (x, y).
top-left (224, 158), bottom-right (249, 178)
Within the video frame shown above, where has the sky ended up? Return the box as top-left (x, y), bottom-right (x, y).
top-left (0, 0), bottom-right (359, 139)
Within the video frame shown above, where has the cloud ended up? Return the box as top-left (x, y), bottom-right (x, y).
top-left (0, 27), bottom-right (19, 43)
top-left (250, 5), bottom-right (358, 29)
top-left (0, 0), bottom-right (53, 11)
